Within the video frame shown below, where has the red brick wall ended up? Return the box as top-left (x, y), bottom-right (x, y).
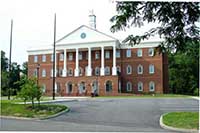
top-left (28, 47), bottom-right (169, 96)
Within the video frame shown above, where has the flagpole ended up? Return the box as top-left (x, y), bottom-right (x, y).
top-left (52, 14), bottom-right (56, 100)
top-left (8, 19), bottom-right (13, 100)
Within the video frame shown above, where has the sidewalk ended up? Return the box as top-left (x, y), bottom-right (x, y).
top-left (16, 96), bottom-right (91, 104)
top-left (191, 96), bottom-right (200, 101)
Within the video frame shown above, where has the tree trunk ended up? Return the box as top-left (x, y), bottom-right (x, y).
top-left (32, 98), bottom-right (34, 109)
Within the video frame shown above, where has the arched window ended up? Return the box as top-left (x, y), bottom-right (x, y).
top-left (126, 82), bottom-right (132, 92)
top-left (66, 82), bottom-right (73, 94)
top-left (42, 55), bottom-right (46, 62)
top-left (149, 81), bottom-right (155, 92)
top-left (95, 67), bottom-right (100, 75)
top-left (42, 69), bottom-right (46, 77)
top-left (105, 66), bottom-right (110, 75)
top-left (126, 65), bottom-right (132, 75)
top-left (95, 51), bottom-right (100, 59)
top-left (137, 49), bottom-right (142, 57)
top-left (68, 68), bottom-right (73, 76)
top-left (42, 84), bottom-right (46, 93)
top-left (33, 69), bottom-right (37, 77)
top-left (105, 80), bottom-right (112, 93)
top-left (138, 82), bottom-right (143, 91)
top-left (59, 53), bottom-right (64, 61)
top-left (137, 64), bottom-right (143, 74)
top-left (117, 66), bottom-right (121, 75)
top-left (149, 64), bottom-right (155, 74)
top-left (79, 67), bottom-right (83, 76)
top-left (148, 48), bottom-right (154, 56)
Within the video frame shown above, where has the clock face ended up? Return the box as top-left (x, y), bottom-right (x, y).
top-left (80, 33), bottom-right (86, 39)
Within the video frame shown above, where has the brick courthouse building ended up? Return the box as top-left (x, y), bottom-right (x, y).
top-left (27, 15), bottom-right (168, 96)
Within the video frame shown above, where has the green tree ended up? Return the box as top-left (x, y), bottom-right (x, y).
top-left (110, 2), bottom-right (200, 52)
top-left (1, 50), bottom-right (8, 71)
top-left (17, 77), bottom-right (42, 108)
top-left (168, 41), bottom-right (199, 95)
top-left (21, 61), bottom-right (28, 75)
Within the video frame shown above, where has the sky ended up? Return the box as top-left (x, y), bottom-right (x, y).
top-left (0, 0), bottom-right (161, 65)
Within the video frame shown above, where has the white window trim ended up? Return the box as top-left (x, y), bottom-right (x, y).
top-left (138, 82), bottom-right (143, 91)
top-left (95, 51), bottom-right (100, 59)
top-left (51, 54), bottom-right (53, 62)
top-left (42, 69), bottom-right (46, 77)
top-left (126, 65), bottom-right (132, 75)
top-left (149, 81), bottom-right (155, 92)
top-left (126, 49), bottom-right (131, 58)
top-left (60, 53), bottom-right (64, 61)
top-left (34, 55), bottom-right (38, 63)
top-left (42, 55), bottom-right (46, 62)
top-left (149, 64), bottom-right (155, 74)
top-left (148, 48), bottom-right (154, 56)
top-left (105, 51), bottom-right (110, 59)
top-left (42, 84), bottom-right (46, 93)
top-left (137, 49), bottom-right (143, 57)
top-left (126, 82), bottom-right (132, 92)
top-left (69, 53), bottom-right (73, 61)
top-left (95, 67), bottom-right (100, 75)
top-left (68, 68), bottom-right (73, 76)
top-left (105, 66), bottom-right (110, 75)
top-left (79, 67), bottom-right (83, 76)
top-left (79, 52), bottom-right (83, 60)
top-left (116, 50), bottom-right (120, 58)
top-left (117, 66), bottom-right (121, 73)
top-left (34, 69), bottom-right (37, 77)
top-left (137, 64), bottom-right (143, 74)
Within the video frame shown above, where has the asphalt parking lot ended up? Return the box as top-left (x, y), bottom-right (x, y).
top-left (1, 98), bottom-right (199, 132)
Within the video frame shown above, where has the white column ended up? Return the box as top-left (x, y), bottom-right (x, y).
top-left (100, 46), bottom-right (105, 76)
top-left (112, 45), bottom-right (117, 75)
top-left (74, 48), bottom-right (79, 77)
top-left (87, 47), bottom-right (92, 76)
top-left (62, 49), bottom-right (67, 77)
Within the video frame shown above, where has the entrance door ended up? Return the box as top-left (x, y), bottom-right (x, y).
top-left (79, 82), bottom-right (85, 94)
top-left (92, 81), bottom-right (99, 95)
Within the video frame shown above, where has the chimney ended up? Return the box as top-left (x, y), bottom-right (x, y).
top-left (89, 10), bottom-right (96, 29)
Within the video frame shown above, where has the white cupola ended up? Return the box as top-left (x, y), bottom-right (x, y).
top-left (89, 10), bottom-right (96, 29)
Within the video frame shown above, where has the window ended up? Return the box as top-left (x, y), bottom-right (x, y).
top-left (79, 67), bottom-right (83, 76)
top-left (60, 53), bottom-right (64, 61)
top-left (126, 65), bottom-right (132, 75)
top-left (126, 49), bottom-right (131, 57)
top-left (105, 66), bottom-right (110, 75)
top-left (137, 64), bottom-right (143, 74)
top-left (137, 49), bottom-right (142, 57)
top-left (126, 82), bottom-right (132, 92)
top-left (105, 80), bottom-right (112, 93)
top-left (42, 84), bottom-right (46, 93)
top-left (95, 67), bottom-right (100, 75)
top-left (68, 68), bottom-right (73, 76)
top-left (51, 54), bottom-right (53, 62)
top-left (149, 64), bottom-right (155, 74)
top-left (67, 82), bottom-right (73, 94)
top-left (86, 52), bottom-right (88, 60)
top-left (138, 82), bottom-right (143, 91)
top-left (34, 55), bottom-right (38, 63)
top-left (148, 48), bottom-right (154, 56)
top-left (33, 69), bottom-right (37, 77)
top-left (42, 69), bottom-right (46, 77)
top-left (69, 53), bottom-right (73, 61)
top-left (105, 51), bottom-right (110, 59)
top-left (42, 55), bottom-right (46, 62)
top-left (95, 51), bottom-right (100, 59)
top-left (149, 81), bottom-right (155, 91)
top-left (59, 68), bottom-right (63, 76)
top-left (79, 52), bottom-right (83, 60)
top-left (116, 50), bottom-right (120, 58)
top-left (117, 66), bottom-right (121, 75)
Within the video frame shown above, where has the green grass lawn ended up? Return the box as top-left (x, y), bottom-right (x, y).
top-left (1, 100), bottom-right (67, 118)
top-left (97, 94), bottom-right (191, 98)
top-left (163, 112), bottom-right (199, 129)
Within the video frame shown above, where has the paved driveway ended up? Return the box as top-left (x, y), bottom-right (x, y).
top-left (1, 98), bottom-right (199, 132)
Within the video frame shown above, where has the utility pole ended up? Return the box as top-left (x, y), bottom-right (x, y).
top-left (52, 13), bottom-right (56, 100)
top-left (8, 19), bottom-right (13, 100)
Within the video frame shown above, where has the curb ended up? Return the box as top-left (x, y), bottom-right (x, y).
top-left (0, 108), bottom-right (70, 121)
top-left (159, 113), bottom-right (199, 133)
top-left (15, 99), bottom-right (77, 104)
